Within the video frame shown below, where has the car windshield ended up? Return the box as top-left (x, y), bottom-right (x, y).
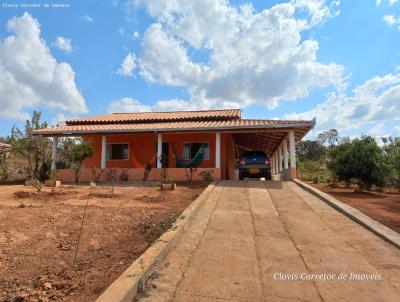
top-left (242, 151), bottom-right (267, 158)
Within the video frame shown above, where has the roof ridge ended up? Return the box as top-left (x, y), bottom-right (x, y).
top-left (111, 108), bottom-right (241, 115)
top-left (242, 118), bottom-right (310, 122)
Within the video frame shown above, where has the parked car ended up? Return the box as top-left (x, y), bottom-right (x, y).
top-left (238, 151), bottom-right (271, 180)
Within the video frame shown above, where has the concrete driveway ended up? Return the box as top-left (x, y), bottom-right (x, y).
top-left (141, 181), bottom-right (400, 302)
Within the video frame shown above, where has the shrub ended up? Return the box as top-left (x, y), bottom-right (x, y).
top-left (199, 170), bottom-right (214, 182)
top-left (313, 175), bottom-right (321, 184)
top-left (297, 160), bottom-right (329, 181)
top-left (38, 161), bottom-right (51, 181)
top-left (328, 136), bottom-right (389, 190)
top-left (91, 167), bottom-right (105, 184)
top-left (105, 169), bottom-right (117, 195)
top-left (119, 169), bottom-right (129, 181)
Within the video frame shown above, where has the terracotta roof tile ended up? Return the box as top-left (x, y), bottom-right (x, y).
top-left (66, 109), bottom-right (242, 124)
top-left (33, 119), bottom-right (314, 135)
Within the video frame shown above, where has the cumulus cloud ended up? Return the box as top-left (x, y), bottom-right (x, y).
top-left (285, 72), bottom-right (400, 132)
top-left (128, 0), bottom-right (344, 111)
top-left (116, 52), bottom-right (137, 77)
top-left (0, 12), bottom-right (87, 120)
top-left (108, 97), bottom-right (151, 113)
top-left (53, 36), bottom-right (73, 53)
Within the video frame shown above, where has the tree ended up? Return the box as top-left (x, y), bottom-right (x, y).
top-left (0, 143), bottom-right (12, 181)
top-left (317, 129), bottom-right (339, 147)
top-left (328, 136), bottom-right (389, 190)
top-left (381, 137), bottom-right (400, 188)
top-left (296, 140), bottom-right (326, 162)
top-left (10, 111), bottom-right (51, 180)
top-left (57, 137), bottom-right (81, 168)
top-left (67, 141), bottom-right (95, 183)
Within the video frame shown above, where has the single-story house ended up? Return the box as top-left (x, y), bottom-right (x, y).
top-left (33, 109), bottom-right (315, 182)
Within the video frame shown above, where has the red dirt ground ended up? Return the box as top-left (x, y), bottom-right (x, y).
top-left (307, 182), bottom-right (400, 234)
top-left (0, 182), bottom-right (207, 302)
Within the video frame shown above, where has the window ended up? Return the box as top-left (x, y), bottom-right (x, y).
top-left (183, 142), bottom-right (209, 160)
top-left (107, 144), bottom-right (129, 160)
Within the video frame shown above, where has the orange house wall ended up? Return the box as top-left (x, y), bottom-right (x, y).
top-left (80, 132), bottom-right (236, 180)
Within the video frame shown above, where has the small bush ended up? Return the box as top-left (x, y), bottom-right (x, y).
top-left (38, 161), bottom-right (51, 182)
top-left (199, 170), bottom-right (214, 182)
top-left (119, 169), bottom-right (129, 181)
top-left (313, 175), bottom-right (321, 184)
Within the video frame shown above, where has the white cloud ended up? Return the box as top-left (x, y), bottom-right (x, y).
top-left (139, 23), bottom-right (206, 86)
top-left (51, 113), bottom-right (77, 126)
top-left (380, 1), bottom-right (400, 29)
top-left (108, 98), bottom-right (151, 113)
top-left (285, 72), bottom-right (400, 133)
top-left (116, 52), bottom-right (137, 77)
top-left (129, 0), bottom-right (344, 110)
top-left (132, 31), bottom-right (139, 39)
top-left (378, 0), bottom-right (399, 5)
top-left (53, 36), bottom-right (73, 53)
top-left (383, 14), bottom-right (400, 30)
top-left (384, 15), bottom-right (396, 25)
top-left (0, 13), bottom-right (87, 120)
top-left (81, 15), bottom-right (93, 23)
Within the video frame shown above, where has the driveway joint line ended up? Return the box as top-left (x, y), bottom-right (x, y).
top-left (246, 181), bottom-right (266, 300)
top-left (265, 181), bottom-right (326, 302)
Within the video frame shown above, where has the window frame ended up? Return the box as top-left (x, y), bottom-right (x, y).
top-left (182, 141), bottom-right (210, 161)
top-left (106, 143), bottom-right (130, 161)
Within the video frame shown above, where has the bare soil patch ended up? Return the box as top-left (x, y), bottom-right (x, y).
top-left (0, 182), bottom-right (207, 302)
top-left (307, 182), bottom-right (400, 234)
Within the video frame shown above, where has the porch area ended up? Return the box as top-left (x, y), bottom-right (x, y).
top-left (50, 129), bottom-right (305, 183)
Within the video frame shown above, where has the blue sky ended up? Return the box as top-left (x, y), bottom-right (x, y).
top-left (0, 0), bottom-right (399, 138)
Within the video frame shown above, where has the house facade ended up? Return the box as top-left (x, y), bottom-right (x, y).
top-left (33, 109), bottom-right (315, 182)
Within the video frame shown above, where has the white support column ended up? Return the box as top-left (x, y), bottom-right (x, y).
top-left (283, 139), bottom-right (288, 170)
top-left (101, 135), bottom-right (107, 169)
top-left (215, 132), bottom-right (221, 168)
top-left (289, 130), bottom-right (297, 178)
top-left (157, 133), bottom-right (162, 168)
top-left (278, 145), bottom-right (283, 172)
top-left (275, 152), bottom-right (279, 175)
top-left (51, 137), bottom-right (58, 171)
top-left (271, 154), bottom-right (275, 175)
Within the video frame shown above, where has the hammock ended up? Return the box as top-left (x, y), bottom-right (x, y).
top-left (131, 148), bottom-right (157, 168)
top-left (172, 143), bottom-right (204, 168)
